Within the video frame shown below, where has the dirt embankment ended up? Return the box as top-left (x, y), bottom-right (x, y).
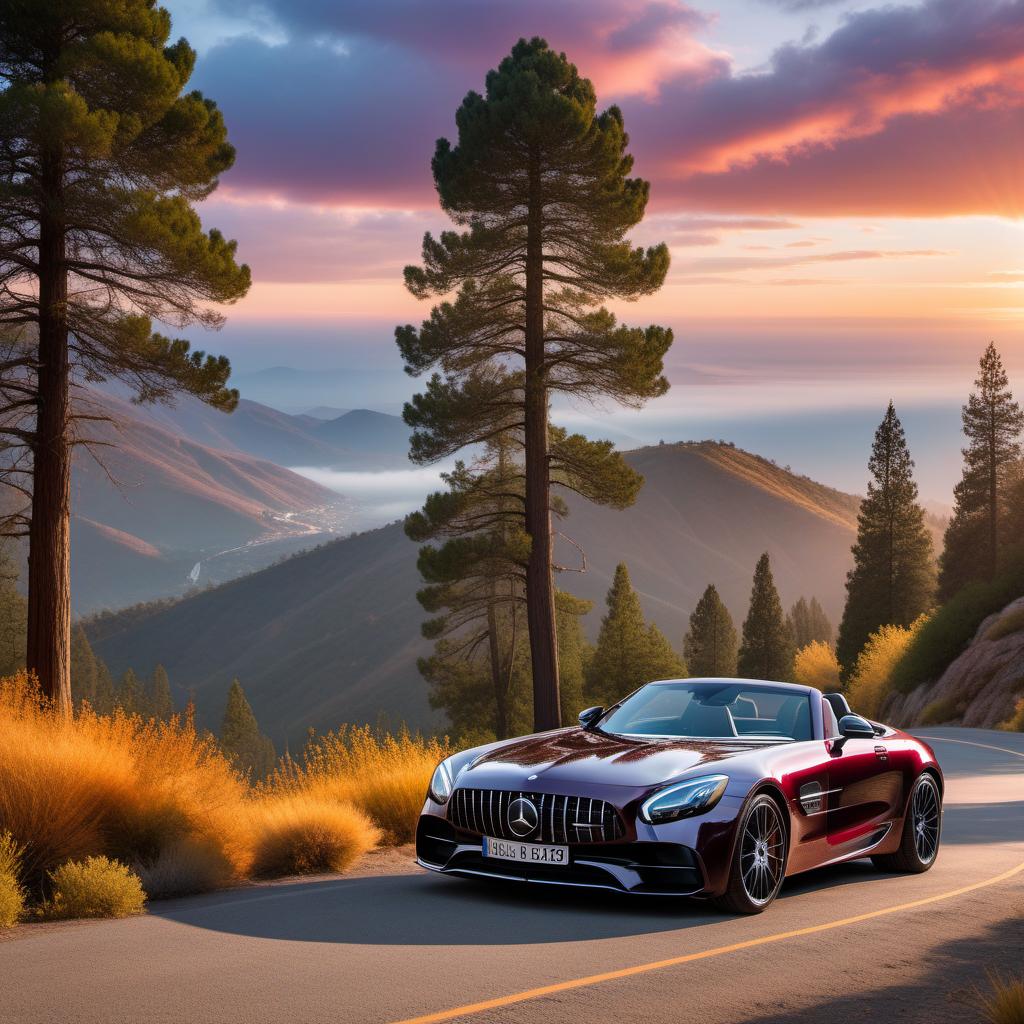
top-left (885, 597), bottom-right (1024, 729)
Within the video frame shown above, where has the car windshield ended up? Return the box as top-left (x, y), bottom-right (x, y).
top-left (600, 681), bottom-right (813, 741)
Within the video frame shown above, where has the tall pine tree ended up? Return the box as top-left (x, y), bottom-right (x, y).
top-left (837, 403), bottom-right (934, 673)
top-left (683, 584), bottom-right (738, 677)
top-left (396, 38), bottom-right (672, 730)
top-left (148, 665), bottom-right (174, 721)
top-left (738, 553), bottom-right (794, 681)
top-left (586, 563), bottom-right (685, 707)
top-left (788, 596), bottom-right (833, 650)
top-left (220, 679), bottom-right (275, 781)
top-left (939, 343), bottom-right (1024, 599)
top-left (0, 0), bottom-right (250, 711)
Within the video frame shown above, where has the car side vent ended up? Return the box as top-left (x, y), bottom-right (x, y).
top-left (448, 788), bottom-right (626, 844)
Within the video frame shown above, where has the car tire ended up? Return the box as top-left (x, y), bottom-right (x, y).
top-left (871, 773), bottom-right (941, 874)
top-left (715, 793), bottom-right (788, 915)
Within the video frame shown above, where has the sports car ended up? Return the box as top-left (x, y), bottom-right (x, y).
top-left (415, 677), bottom-right (943, 913)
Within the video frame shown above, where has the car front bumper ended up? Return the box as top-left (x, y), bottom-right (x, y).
top-left (415, 803), bottom-right (743, 897)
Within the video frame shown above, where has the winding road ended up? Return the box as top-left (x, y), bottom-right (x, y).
top-left (3, 726), bottom-right (1023, 1023)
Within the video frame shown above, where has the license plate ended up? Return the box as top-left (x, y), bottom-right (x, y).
top-left (483, 837), bottom-right (569, 865)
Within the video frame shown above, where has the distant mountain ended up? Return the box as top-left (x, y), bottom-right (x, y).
top-left (231, 366), bottom-right (408, 416)
top-left (88, 442), bottom-right (866, 742)
top-left (119, 392), bottom-right (409, 469)
top-left (303, 406), bottom-right (351, 420)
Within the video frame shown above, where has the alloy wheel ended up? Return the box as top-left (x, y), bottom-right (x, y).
top-left (740, 800), bottom-right (785, 906)
top-left (912, 777), bottom-right (940, 864)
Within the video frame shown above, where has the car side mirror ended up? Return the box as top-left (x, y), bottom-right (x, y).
top-left (578, 706), bottom-right (604, 730)
top-left (833, 713), bottom-right (875, 750)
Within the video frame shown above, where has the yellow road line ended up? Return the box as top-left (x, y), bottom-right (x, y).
top-left (388, 859), bottom-right (1024, 1024)
top-left (918, 734), bottom-right (1024, 758)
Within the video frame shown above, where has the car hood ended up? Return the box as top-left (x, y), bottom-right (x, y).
top-left (459, 727), bottom-right (768, 791)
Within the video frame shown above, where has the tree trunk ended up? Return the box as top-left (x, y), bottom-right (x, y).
top-left (486, 596), bottom-right (509, 739)
top-left (988, 410), bottom-right (998, 580)
top-left (523, 148), bottom-right (560, 731)
top-left (26, 147), bottom-right (72, 715)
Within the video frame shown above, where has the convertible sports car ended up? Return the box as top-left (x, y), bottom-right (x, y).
top-left (415, 677), bottom-right (943, 913)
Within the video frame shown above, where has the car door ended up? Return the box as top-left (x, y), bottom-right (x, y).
top-left (825, 724), bottom-right (904, 859)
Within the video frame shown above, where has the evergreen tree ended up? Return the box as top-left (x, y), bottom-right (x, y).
top-left (117, 668), bottom-right (144, 717)
top-left (396, 38), bottom-right (672, 730)
top-left (0, 541), bottom-right (26, 677)
top-left (69, 625), bottom-right (98, 708)
top-left (148, 665), bottom-right (174, 721)
top-left (939, 343), bottom-right (1024, 599)
top-left (0, 1), bottom-right (250, 711)
top-left (738, 553), bottom-right (794, 681)
top-left (788, 596), bottom-right (833, 650)
top-left (837, 403), bottom-right (935, 672)
top-left (92, 659), bottom-right (116, 715)
top-left (586, 563), bottom-right (685, 707)
top-left (219, 679), bottom-right (276, 780)
top-left (683, 584), bottom-right (738, 677)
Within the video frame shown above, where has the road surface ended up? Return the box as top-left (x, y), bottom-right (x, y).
top-left (3, 726), bottom-right (1023, 1024)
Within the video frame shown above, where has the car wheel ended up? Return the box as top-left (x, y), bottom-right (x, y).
top-left (872, 773), bottom-right (941, 874)
top-left (715, 793), bottom-right (788, 914)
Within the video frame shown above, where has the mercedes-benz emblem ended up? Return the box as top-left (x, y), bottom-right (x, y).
top-left (506, 797), bottom-right (539, 838)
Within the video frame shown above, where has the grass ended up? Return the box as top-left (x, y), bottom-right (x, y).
top-left (977, 972), bottom-right (1024, 1024)
top-left (0, 831), bottom-right (24, 927)
top-left (264, 725), bottom-right (449, 845)
top-left (0, 673), bottom-right (434, 923)
top-left (250, 795), bottom-right (380, 876)
top-left (44, 856), bottom-right (145, 920)
top-left (920, 695), bottom-right (962, 725)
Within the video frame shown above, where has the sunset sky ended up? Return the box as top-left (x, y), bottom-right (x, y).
top-left (167, 0), bottom-right (1024, 501)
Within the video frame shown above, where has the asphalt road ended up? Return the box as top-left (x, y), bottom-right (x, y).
top-left (3, 726), bottom-right (1023, 1024)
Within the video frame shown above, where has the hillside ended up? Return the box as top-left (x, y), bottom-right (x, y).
top-left (89, 441), bottom-right (864, 743)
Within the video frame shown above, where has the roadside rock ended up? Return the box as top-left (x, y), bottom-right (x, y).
top-left (884, 596), bottom-right (1024, 729)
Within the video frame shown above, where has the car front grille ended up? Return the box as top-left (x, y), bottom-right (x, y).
top-left (448, 787), bottom-right (626, 844)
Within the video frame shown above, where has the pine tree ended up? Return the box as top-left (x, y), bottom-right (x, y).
top-left (219, 679), bottom-right (276, 780)
top-left (396, 38), bottom-right (672, 731)
top-left (684, 584), bottom-right (738, 677)
top-left (738, 553), bottom-right (794, 681)
top-left (788, 597), bottom-right (833, 650)
top-left (0, 1), bottom-right (250, 711)
top-left (586, 563), bottom-right (685, 706)
top-left (92, 659), bottom-right (116, 715)
top-left (117, 668), bottom-right (144, 717)
top-left (939, 343), bottom-right (1024, 599)
top-left (148, 665), bottom-right (174, 721)
top-left (69, 625), bottom-right (98, 708)
top-left (837, 403), bottom-right (935, 672)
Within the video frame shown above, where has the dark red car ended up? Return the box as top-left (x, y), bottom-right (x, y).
top-left (415, 678), bottom-right (943, 913)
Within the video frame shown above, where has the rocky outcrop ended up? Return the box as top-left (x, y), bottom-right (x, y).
top-left (884, 597), bottom-right (1024, 729)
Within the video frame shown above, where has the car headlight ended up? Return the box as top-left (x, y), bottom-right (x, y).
top-left (428, 758), bottom-right (456, 804)
top-left (639, 775), bottom-right (729, 824)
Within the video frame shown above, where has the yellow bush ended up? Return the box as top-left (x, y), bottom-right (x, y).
top-left (793, 641), bottom-right (840, 691)
top-left (250, 794), bottom-right (380, 877)
top-left (847, 617), bottom-right (928, 719)
top-left (265, 725), bottom-right (449, 845)
top-left (0, 831), bottom-right (24, 928)
top-left (0, 672), bottom-right (252, 888)
top-left (977, 971), bottom-right (1024, 1024)
top-left (998, 697), bottom-right (1024, 733)
top-left (135, 837), bottom-right (237, 899)
top-left (46, 856), bottom-right (145, 920)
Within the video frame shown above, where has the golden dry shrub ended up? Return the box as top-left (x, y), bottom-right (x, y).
top-left (265, 726), bottom-right (449, 845)
top-left (0, 672), bottom-right (253, 890)
top-left (792, 641), bottom-right (840, 691)
top-left (135, 836), bottom-right (237, 899)
top-left (998, 697), bottom-right (1024, 732)
top-left (846, 616), bottom-right (928, 719)
top-left (0, 831), bottom-right (24, 928)
top-left (46, 856), bottom-right (146, 919)
top-left (250, 794), bottom-right (380, 877)
top-left (976, 971), bottom-right (1024, 1024)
